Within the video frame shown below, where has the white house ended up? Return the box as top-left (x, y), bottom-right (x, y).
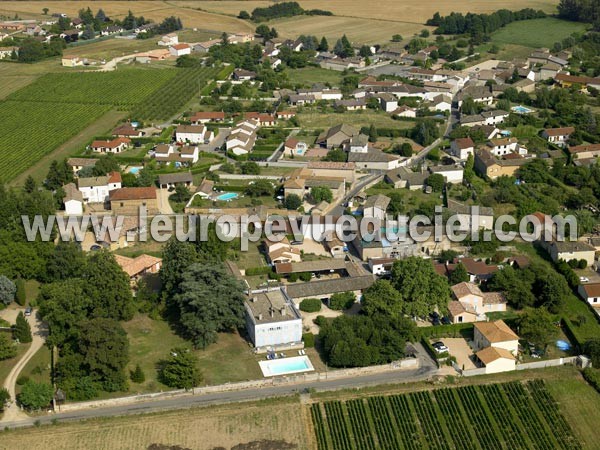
top-left (159, 33), bottom-right (178, 46)
top-left (362, 194), bottom-right (390, 220)
top-left (78, 172), bottom-right (122, 204)
top-left (429, 164), bottom-right (464, 184)
top-left (90, 138), bottom-right (131, 154)
top-left (368, 257), bottom-right (396, 275)
top-left (446, 199), bottom-right (494, 231)
top-left (175, 124), bottom-right (213, 144)
top-left (345, 134), bottom-right (369, 153)
top-left (226, 120), bottom-right (259, 156)
top-left (244, 289), bottom-right (303, 349)
top-left (392, 105), bottom-right (417, 118)
top-left (430, 94), bottom-right (452, 112)
top-left (487, 137), bottom-right (519, 156)
top-left (473, 320), bottom-right (519, 374)
top-left (0, 47), bottom-right (18, 59)
top-left (169, 43), bottom-right (191, 57)
top-left (154, 144), bottom-right (199, 164)
top-left (450, 137), bottom-right (475, 160)
top-left (63, 183), bottom-right (83, 215)
top-left (321, 89), bottom-right (343, 100)
top-left (378, 94), bottom-right (398, 113)
top-left (449, 282), bottom-right (506, 324)
top-left (541, 127), bottom-right (575, 147)
top-left (578, 283), bottom-right (600, 310)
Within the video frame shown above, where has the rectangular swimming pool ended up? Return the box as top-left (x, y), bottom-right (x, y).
top-left (259, 355), bottom-right (315, 377)
top-left (216, 192), bottom-right (239, 201)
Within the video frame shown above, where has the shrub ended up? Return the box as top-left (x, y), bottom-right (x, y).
top-left (289, 273), bottom-right (299, 282)
top-left (15, 279), bottom-right (26, 306)
top-left (329, 292), bottom-right (356, 310)
top-left (245, 266), bottom-right (272, 276)
top-left (303, 333), bottom-right (315, 348)
top-left (578, 259), bottom-right (588, 269)
top-left (582, 368), bottom-right (600, 393)
top-left (130, 364), bottom-right (145, 383)
top-left (299, 272), bottom-right (312, 282)
top-left (16, 375), bottom-right (30, 386)
top-left (300, 298), bottom-right (321, 313)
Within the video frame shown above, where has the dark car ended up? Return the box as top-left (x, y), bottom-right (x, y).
top-left (441, 316), bottom-right (452, 325)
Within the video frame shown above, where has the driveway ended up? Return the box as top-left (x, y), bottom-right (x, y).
top-left (1, 308), bottom-right (47, 423)
top-left (442, 337), bottom-right (477, 371)
top-left (157, 188), bottom-right (175, 215)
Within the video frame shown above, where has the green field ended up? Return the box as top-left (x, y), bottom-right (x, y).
top-left (311, 379), bottom-right (584, 450)
top-left (287, 67), bottom-right (343, 87)
top-left (491, 18), bottom-right (588, 48)
top-left (0, 101), bottom-right (111, 182)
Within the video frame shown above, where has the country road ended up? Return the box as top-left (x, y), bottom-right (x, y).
top-left (1, 309), bottom-right (47, 423)
top-left (1, 351), bottom-right (438, 429)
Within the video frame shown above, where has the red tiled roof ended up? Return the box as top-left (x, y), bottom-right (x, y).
top-left (109, 187), bottom-right (157, 201)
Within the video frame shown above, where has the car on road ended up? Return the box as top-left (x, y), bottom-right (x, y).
top-left (25, 307), bottom-right (32, 316)
top-left (580, 276), bottom-right (590, 283)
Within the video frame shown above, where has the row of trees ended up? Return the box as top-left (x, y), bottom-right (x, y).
top-left (558, 0), bottom-right (600, 23)
top-left (241, 2), bottom-right (332, 22)
top-left (426, 8), bottom-right (546, 41)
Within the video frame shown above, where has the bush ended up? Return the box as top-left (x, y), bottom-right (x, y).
top-left (578, 259), bottom-right (588, 269)
top-left (289, 273), bottom-right (299, 282)
top-left (582, 368), bottom-right (600, 393)
top-left (130, 364), bottom-right (145, 383)
top-left (17, 381), bottom-right (53, 410)
top-left (15, 279), bottom-right (26, 306)
top-left (245, 266), bottom-right (272, 276)
top-left (299, 272), bottom-right (312, 282)
top-left (329, 292), bottom-right (356, 310)
top-left (303, 333), bottom-right (315, 348)
top-left (16, 375), bottom-right (30, 386)
top-left (299, 298), bottom-right (321, 313)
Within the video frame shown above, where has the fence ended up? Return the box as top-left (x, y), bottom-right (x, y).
top-left (57, 357), bottom-right (419, 413)
top-left (516, 356), bottom-right (578, 371)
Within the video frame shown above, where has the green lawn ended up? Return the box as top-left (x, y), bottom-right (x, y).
top-left (287, 67), bottom-right (343, 87)
top-left (122, 314), bottom-right (262, 393)
top-left (0, 342), bottom-right (29, 388)
top-left (297, 110), bottom-right (415, 130)
top-left (16, 345), bottom-right (52, 396)
top-left (491, 18), bottom-right (588, 48)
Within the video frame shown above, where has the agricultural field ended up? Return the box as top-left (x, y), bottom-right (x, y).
top-left (63, 37), bottom-right (159, 61)
top-left (310, 380), bottom-right (584, 450)
top-left (297, 110), bottom-right (415, 130)
top-left (0, 59), bottom-right (67, 99)
top-left (0, 397), bottom-right (310, 450)
top-left (287, 67), bottom-right (343, 87)
top-left (7, 68), bottom-right (177, 107)
top-left (491, 17), bottom-right (588, 48)
top-left (0, 101), bottom-right (111, 182)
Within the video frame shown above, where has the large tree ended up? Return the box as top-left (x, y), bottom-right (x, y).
top-left (161, 239), bottom-right (199, 297)
top-left (0, 275), bottom-right (16, 305)
top-left (45, 241), bottom-right (86, 282)
top-left (361, 280), bottom-right (404, 319)
top-left (159, 347), bottom-right (202, 389)
top-left (0, 333), bottom-right (16, 361)
top-left (172, 263), bottom-right (246, 348)
top-left (518, 307), bottom-right (558, 349)
top-left (17, 381), bottom-right (53, 410)
top-left (13, 312), bottom-right (32, 343)
top-left (391, 257), bottom-right (451, 317)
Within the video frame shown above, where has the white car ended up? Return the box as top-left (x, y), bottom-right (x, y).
top-left (580, 277), bottom-right (590, 283)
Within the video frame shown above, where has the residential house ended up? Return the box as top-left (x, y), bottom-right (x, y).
top-left (475, 346), bottom-right (517, 374)
top-left (430, 94), bottom-right (452, 112)
top-left (112, 123), bottom-right (145, 138)
top-left (347, 149), bottom-right (401, 171)
top-left (0, 47), bottom-right (17, 59)
top-left (450, 137), bottom-right (475, 160)
top-left (67, 157), bottom-right (98, 176)
top-left (109, 187), bottom-right (159, 215)
top-left (115, 254), bottom-right (162, 283)
top-left (90, 137), bottom-right (131, 154)
top-left (539, 62), bottom-right (562, 81)
top-left (362, 194), bottom-right (391, 220)
top-left (555, 73), bottom-right (600, 91)
top-left (169, 43), bottom-right (191, 57)
top-left (244, 112), bottom-right (276, 126)
top-left (60, 29), bottom-right (81, 42)
top-left (541, 127), bottom-right (574, 147)
top-left (334, 98), bottom-right (366, 111)
top-left (284, 138), bottom-right (307, 156)
top-left (193, 39), bottom-right (221, 53)
top-left (473, 320), bottom-right (519, 373)
top-left (226, 119), bottom-right (258, 156)
top-left (194, 178), bottom-right (214, 199)
top-left (486, 137), bottom-right (522, 156)
top-left (429, 164), bottom-right (464, 184)
top-left (457, 86), bottom-right (493, 109)
top-left (154, 144), bottom-right (199, 165)
top-left (378, 94), bottom-right (398, 112)
top-left (316, 124), bottom-right (360, 148)
top-left (545, 241), bottom-right (595, 266)
top-left (276, 110), bottom-right (296, 120)
top-left (227, 33), bottom-right (254, 44)
top-left (578, 283), bottom-right (600, 311)
top-left (264, 237), bottom-right (301, 265)
top-left (190, 111), bottom-right (225, 124)
top-left (78, 171), bottom-right (122, 204)
top-left (134, 24), bottom-right (158, 34)
top-left (461, 110), bottom-right (509, 127)
top-left (158, 33), bottom-right (178, 46)
top-left (568, 143), bottom-right (600, 161)
top-left (385, 166), bottom-right (427, 190)
top-left (345, 134), bottom-right (369, 153)
top-left (392, 105), bottom-right (417, 118)
top-left (232, 68), bottom-right (257, 81)
top-left (368, 257), bottom-right (396, 275)
top-left (322, 231), bottom-right (346, 258)
top-left (459, 257), bottom-right (499, 282)
top-left (63, 183), bottom-right (83, 215)
top-left (474, 148), bottom-right (528, 179)
top-left (175, 124), bottom-right (214, 144)
top-left (288, 94), bottom-right (316, 106)
top-left (446, 199), bottom-right (494, 231)
top-left (244, 288), bottom-right (303, 349)
top-left (101, 25), bottom-right (124, 36)
top-left (157, 172), bottom-right (193, 189)
top-left (449, 282), bottom-right (506, 324)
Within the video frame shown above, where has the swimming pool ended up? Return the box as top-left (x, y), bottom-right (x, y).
top-left (216, 192), bottom-right (239, 201)
top-left (511, 105), bottom-right (534, 114)
top-left (128, 166), bottom-right (142, 175)
top-left (259, 356), bottom-right (315, 377)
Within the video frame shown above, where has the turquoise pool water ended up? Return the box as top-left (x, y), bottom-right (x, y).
top-left (216, 192), bottom-right (238, 201)
top-left (269, 359), bottom-right (310, 375)
top-left (512, 105), bottom-right (533, 114)
top-left (129, 167), bottom-right (141, 174)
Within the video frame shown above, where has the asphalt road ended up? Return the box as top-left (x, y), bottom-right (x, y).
top-left (2, 355), bottom-right (438, 429)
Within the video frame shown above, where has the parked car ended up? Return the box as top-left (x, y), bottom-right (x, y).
top-left (432, 341), bottom-right (449, 354)
top-left (24, 307), bottom-right (32, 317)
top-left (580, 276), bottom-right (590, 283)
top-left (441, 316), bottom-right (452, 325)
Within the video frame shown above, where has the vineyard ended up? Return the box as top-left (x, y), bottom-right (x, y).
top-left (0, 100), bottom-right (111, 182)
top-left (2, 65), bottom-right (224, 181)
top-left (7, 68), bottom-right (178, 108)
top-left (131, 66), bottom-right (223, 121)
top-left (310, 380), bottom-right (582, 450)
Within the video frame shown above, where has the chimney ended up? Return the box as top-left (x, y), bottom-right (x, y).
top-left (280, 307), bottom-right (286, 316)
top-left (269, 308), bottom-right (274, 318)
top-left (252, 297), bottom-right (257, 302)
top-left (258, 313), bottom-right (263, 320)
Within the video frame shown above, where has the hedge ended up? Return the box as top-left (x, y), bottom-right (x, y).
top-left (420, 336), bottom-right (443, 366)
top-left (15, 279), bottom-right (26, 307)
top-left (582, 368), bottom-right (600, 393)
top-left (245, 266), bottom-right (272, 276)
top-left (300, 298), bottom-right (321, 313)
top-left (303, 333), bottom-right (315, 348)
top-left (419, 323), bottom-right (474, 339)
top-left (214, 184), bottom-right (247, 192)
top-left (561, 317), bottom-right (583, 350)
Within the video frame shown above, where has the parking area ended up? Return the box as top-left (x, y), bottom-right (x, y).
top-left (438, 337), bottom-right (477, 370)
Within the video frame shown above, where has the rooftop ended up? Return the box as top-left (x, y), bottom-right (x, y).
top-left (245, 289), bottom-right (301, 325)
top-left (474, 320), bottom-right (519, 343)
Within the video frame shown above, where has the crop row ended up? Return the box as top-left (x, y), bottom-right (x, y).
top-left (525, 380), bottom-right (581, 450)
top-left (454, 386), bottom-right (503, 450)
top-left (131, 67), bottom-right (221, 121)
top-left (433, 388), bottom-right (477, 450)
top-left (0, 101), bottom-right (111, 182)
top-left (323, 401), bottom-right (353, 450)
top-left (478, 384), bottom-right (531, 450)
top-left (7, 69), bottom-right (177, 106)
top-left (388, 395), bottom-right (423, 450)
top-left (501, 382), bottom-right (558, 450)
top-left (366, 397), bottom-right (400, 450)
top-left (345, 399), bottom-right (376, 450)
top-left (311, 404), bottom-right (330, 450)
top-left (408, 391), bottom-right (451, 450)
